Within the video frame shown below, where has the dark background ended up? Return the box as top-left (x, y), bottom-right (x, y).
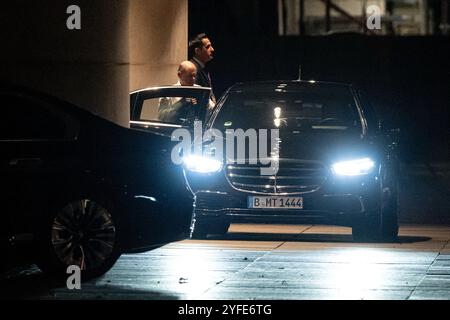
top-left (189, 0), bottom-right (450, 162)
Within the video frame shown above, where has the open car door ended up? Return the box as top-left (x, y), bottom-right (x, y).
top-left (130, 86), bottom-right (211, 136)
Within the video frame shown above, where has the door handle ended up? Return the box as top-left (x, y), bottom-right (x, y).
top-left (8, 158), bottom-right (42, 167)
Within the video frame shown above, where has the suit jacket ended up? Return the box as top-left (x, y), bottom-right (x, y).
top-left (190, 58), bottom-right (216, 103)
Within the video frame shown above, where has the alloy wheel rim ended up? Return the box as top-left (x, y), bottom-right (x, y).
top-left (51, 199), bottom-right (116, 271)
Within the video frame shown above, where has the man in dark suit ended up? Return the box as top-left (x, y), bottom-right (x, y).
top-left (188, 33), bottom-right (216, 104)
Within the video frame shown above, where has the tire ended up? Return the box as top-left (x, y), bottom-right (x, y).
top-left (191, 226), bottom-right (208, 240)
top-left (352, 189), bottom-right (399, 243)
top-left (191, 216), bottom-right (230, 240)
top-left (380, 186), bottom-right (399, 241)
top-left (35, 193), bottom-right (121, 280)
top-left (352, 215), bottom-right (382, 242)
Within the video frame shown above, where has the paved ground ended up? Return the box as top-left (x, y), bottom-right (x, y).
top-left (2, 223), bottom-right (450, 300)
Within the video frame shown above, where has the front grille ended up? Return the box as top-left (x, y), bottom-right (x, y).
top-left (226, 160), bottom-right (328, 194)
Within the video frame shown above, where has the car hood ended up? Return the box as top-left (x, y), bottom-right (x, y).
top-left (220, 130), bottom-right (380, 165)
top-left (277, 132), bottom-right (378, 164)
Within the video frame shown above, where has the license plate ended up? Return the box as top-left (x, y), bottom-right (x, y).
top-left (248, 196), bottom-right (303, 209)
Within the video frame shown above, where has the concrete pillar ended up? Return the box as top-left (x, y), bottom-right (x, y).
top-left (129, 0), bottom-right (188, 91)
top-left (0, 0), bottom-right (188, 127)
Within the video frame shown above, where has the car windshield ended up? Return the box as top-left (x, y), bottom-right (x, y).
top-left (212, 85), bottom-right (362, 133)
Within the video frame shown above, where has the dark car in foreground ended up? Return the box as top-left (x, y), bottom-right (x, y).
top-left (0, 85), bottom-right (194, 279)
top-left (183, 80), bottom-right (400, 242)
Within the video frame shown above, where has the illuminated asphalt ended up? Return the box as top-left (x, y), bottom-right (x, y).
top-left (2, 161), bottom-right (450, 300)
top-left (3, 223), bottom-right (450, 300)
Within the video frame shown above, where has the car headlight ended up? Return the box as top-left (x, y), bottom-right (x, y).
top-left (331, 158), bottom-right (375, 176)
top-left (182, 154), bottom-right (223, 173)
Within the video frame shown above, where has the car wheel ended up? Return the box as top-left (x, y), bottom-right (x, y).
top-left (191, 226), bottom-right (208, 239)
top-left (352, 215), bottom-right (378, 242)
top-left (191, 216), bottom-right (230, 239)
top-left (352, 188), bottom-right (399, 243)
top-left (36, 196), bottom-right (121, 280)
top-left (380, 186), bottom-right (399, 241)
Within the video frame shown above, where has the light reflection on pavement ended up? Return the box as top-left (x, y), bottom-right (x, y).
top-left (3, 223), bottom-right (450, 300)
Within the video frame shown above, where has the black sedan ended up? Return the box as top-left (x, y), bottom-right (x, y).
top-left (183, 80), bottom-right (400, 242)
top-left (0, 85), bottom-right (194, 279)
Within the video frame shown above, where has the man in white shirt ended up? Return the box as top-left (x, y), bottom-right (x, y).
top-left (158, 61), bottom-right (198, 123)
top-left (175, 60), bottom-right (198, 87)
top-left (158, 61), bottom-right (214, 123)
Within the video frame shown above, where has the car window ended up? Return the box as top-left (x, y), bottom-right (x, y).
top-left (130, 87), bottom-right (211, 127)
top-left (213, 88), bottom-right (362, 133)
top-left (139, 96), bottom-right (200, 124)
top-left (357, 90), bottom-right (379, 133)
top-left (0, 93), bottom-right (72, 141)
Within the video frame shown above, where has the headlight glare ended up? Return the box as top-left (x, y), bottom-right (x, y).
top-left (332, 158), bottom-right (375, 176)
top-left (182, 154), bottom-right (223, 174)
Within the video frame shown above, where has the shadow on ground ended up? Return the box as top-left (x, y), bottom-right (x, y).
top-left (208, 232), bottom-right (431, 244)
top-left (0, 266), bottom-right (62, 299)
top-left (0, 266), bottom-right (180, 300)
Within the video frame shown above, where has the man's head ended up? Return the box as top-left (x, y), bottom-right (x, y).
top-left (177, 61), bottom-right (197, 86)
top-left (188, 33), bottom-right (214, 64)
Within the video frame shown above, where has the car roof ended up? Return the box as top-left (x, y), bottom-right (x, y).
top-left (0, 83), bottom-right (113, 122)
top-left (227, 80), bottom-right (353, 93)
